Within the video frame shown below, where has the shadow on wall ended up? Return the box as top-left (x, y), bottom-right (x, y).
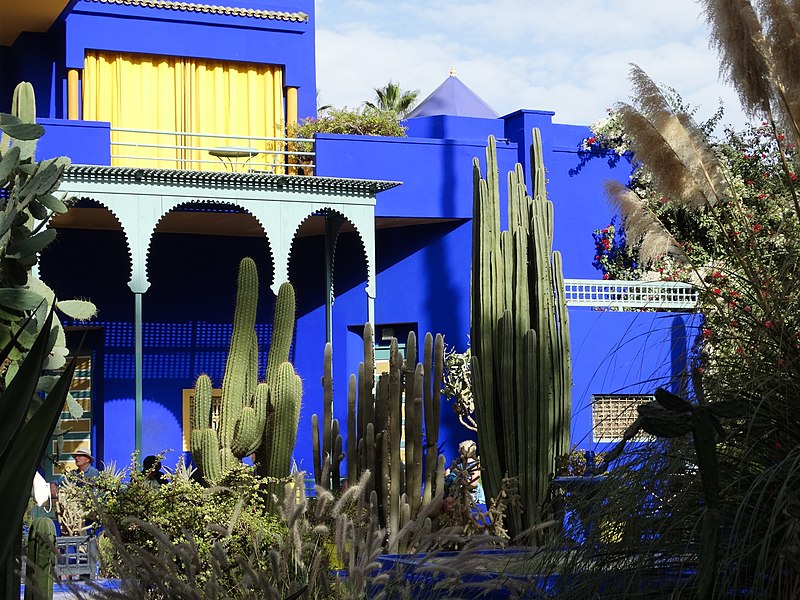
top-left (569, 310), bottom-right (702, 452)
top-left (102, 398), bottom-right (183, 470)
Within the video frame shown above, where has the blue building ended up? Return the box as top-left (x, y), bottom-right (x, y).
top-left (1, 0), bottom-right (699, 478)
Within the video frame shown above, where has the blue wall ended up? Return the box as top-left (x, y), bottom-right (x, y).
top-left (38, 119), bottom-right (111, 164)
top-left (2, 0), bottom-right (316, 120)
top-left (569, 309), bottom-right (701, 454)
top-left (8, 0), bottom-right (700, 480)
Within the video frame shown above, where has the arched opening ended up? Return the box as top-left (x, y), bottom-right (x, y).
top-left (40, 198), bottom-right (132, 473)
top-left (144, 201), bottom-right (274, 464)
top-left (287, 208), bottom-right (370, 474)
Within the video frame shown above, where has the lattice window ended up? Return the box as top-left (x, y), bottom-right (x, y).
top-left (591, 394), bottom-right (654, 442)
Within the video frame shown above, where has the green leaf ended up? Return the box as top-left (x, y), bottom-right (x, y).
top-left (0, 122), bottom-right (45, 141)
top-left (0, 146), bottom-right (20, 182)
top-left (36, 375), bottom-right (59, 392)
top-left (36, 193), bottom-right (68, 214)
top-left (0, 310), bottom-right (55, 460)
top-left (0, 114), bottom-right (21, 127)
top-left (19, 162), bottom-right (61, 199)
top-left (66, 393), bottom-right (84, 419)
top-left (0, 288), bottom-right (45, 311)
top-left (7, 228), bottom-right (57, 258)
top-left (56, 299), bottom-right (97, 321)
top-left (28, 199), bottom-right (49, 221)
top-left (0, 351), bottom-right (77, 566)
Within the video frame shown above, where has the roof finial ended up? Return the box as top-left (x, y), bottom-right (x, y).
top-left (449, 66), bottom-right (456, 77)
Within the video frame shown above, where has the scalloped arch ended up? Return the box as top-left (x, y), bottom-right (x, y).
top-left (146, 199), bottom-right (275, 290)
top-left (288, 206), bottom-right (373, 299)
top-left (68, 196), bottom-right (135, 283)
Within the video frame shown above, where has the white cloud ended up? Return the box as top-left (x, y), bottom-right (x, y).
top-left (314, 0), bottom-right (749, 131)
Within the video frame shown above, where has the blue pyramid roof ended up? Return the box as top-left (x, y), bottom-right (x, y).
top-left (407, 75), bottom-right (499, 119)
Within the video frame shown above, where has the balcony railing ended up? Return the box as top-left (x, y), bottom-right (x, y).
top-left (109, 128), bottom-right (315, 174)
top-left (564, 279), bottom-right (699, 310)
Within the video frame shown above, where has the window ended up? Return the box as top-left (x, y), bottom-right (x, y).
top-left (591, 394), bottom-right (653, 443)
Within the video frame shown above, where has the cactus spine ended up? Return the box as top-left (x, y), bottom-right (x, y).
top-left (470, 131), bottom-right (572, 541)
top-left (25, 517), bottom-right (55, 600)
top-left (312, 342), bottom-right (344, 489)
top-left (190, 259), bottom-right (301, 486)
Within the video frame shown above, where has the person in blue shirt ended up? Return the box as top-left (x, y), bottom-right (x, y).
top-left (71, 448), bottom-right (100, 479)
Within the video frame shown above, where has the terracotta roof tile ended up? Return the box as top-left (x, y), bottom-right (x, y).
top-left (82, 0), bottom-right (309, 22)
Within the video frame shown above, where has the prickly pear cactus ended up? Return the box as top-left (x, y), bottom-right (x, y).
top-left (470, 131), bottom-right (572, 542)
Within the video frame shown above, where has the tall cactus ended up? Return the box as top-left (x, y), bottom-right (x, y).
top-left (190, 259), bottom-right (301, 486)
top-left (470, 131), bottom-right (572, 542)
top-left (24, 517), bottom-right (56, 600)
top-left (314, 324), bottom-right (446, 551)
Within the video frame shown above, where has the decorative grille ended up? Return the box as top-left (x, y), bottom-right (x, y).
top-left (564, 279), bottom-right (698, 310)
top-left (591, 394), bottom-right (654, 442)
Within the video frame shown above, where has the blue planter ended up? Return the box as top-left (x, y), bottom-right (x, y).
top-left (370, 548), bottom-right (559, 599)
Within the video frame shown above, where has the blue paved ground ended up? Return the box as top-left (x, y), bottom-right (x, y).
top-left (22, 579), bottom-right (121, 598)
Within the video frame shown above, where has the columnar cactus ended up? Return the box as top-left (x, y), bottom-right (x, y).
top-left (313, 324), bottom-right (445, 551)
top-left (470, 131), bottom-right (572, 541)
top-left (190, 259), bottom-right (301, 486)
top-left (25, 517), bottom-right (56, 600)
top-left (311, 343), bottom-right (344, 490)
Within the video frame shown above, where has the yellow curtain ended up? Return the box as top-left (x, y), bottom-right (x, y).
top-left (83, 51), bottom-right (284, 171)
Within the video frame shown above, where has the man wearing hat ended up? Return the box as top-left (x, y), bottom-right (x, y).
top-left (72, 447), bottom-right (100, 478)
top-left (49, 447), bottom-right (100, 500)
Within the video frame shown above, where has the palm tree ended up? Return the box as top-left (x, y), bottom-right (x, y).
top-left (365, 80), bottom-right (419, 119)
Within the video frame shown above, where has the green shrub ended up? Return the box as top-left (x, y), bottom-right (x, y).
top-left (287, 106), bottom-right (407, 165)
top-left (66, 459), bottom-right (286, 591)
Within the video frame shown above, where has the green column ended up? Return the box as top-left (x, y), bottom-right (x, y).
top-left (135, 292), bottom-right (143, 463)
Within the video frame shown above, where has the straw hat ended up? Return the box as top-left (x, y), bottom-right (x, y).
top-left (72, 448), bottom-right (93, 461)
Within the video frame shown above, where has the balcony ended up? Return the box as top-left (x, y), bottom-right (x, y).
top-left (564, 279), bottom-right (699, 311)
top-left (37, 119), bottom-right (315, 174)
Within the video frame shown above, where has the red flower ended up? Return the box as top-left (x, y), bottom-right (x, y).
top-left (758, 194), bottom-right (767, 200)
top-left (765, 320), bottom-right (774, 329)
top-left (702, 328), bottom-right (713, 338)
top-left (602, 273), bottom-right (610, 280)
top-left (753, 223), bottom-right (763, 232)
top-left (586, 136), bottom-right (597, 145)
top-left (790, 172), bottom-right (797, 181)
top-left (712, 271), bottom-right (722, 279)
top-left (712, 288), bottom-right (722, 295)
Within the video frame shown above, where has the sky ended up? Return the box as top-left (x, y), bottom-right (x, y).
top-left (314, 0), bottom-right (750, 132)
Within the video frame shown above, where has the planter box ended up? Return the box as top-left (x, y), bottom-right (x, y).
top-left (372, 549), bottom-right (558, 599)
top-left (55, 536), bottom-right (99, 580)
